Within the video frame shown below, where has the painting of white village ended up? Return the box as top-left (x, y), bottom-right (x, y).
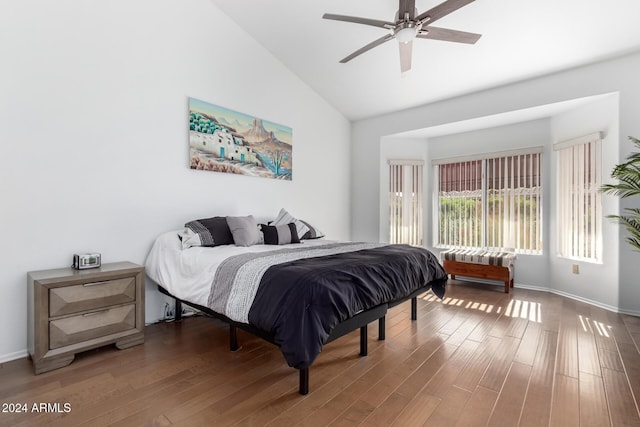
top-left (189, 97), bottom-right (292, 180)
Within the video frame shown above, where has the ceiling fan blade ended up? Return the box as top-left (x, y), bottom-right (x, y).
top-left (415, 0), bottom-right (475, 25)
top-left (398, 0), bottom-right (416, 20)
top-left (399, 40), bottom-right (413, 73)
top-left (417, 26), bottom-right (481, 44)
top-left (323, 13), bottom-right (395, 29)
top-left (340, 33), bottom-right (395, 63)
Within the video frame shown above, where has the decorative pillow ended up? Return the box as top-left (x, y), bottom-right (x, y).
top-left (177, 228), bottom-right (200, 250)
top-left (260, 223), bottom-right (300, 245)
top-left (300, 220), bottom-right (324, 239)
top-left (179, 216), bottom-right (234, 249)
top-left (226, 215), bottom-right (261, 247)
top-left (271, 208), bottom-right (309, 240)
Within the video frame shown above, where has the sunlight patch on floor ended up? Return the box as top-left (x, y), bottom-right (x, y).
top-left (505, 299), bottom-right (542, 323)
top-left (423, 293), bottom-right (614, 333)
top-left (579, 315), bottom-right (612, 337)
top-left (425, 294), bottom-right (496, 314)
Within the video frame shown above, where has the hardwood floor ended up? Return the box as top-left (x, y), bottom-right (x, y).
top-left (2, 280), bottom-right (640, 426)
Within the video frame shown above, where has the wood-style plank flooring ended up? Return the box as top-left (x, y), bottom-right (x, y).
top-left (2, 280), bottom-right (640, 426)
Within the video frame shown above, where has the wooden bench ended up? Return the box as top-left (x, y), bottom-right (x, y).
top-left (441, 249), bottom-right (516, 293)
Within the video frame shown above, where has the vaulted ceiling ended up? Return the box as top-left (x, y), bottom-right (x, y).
top-left (211, 0), bottom-right (640, 121)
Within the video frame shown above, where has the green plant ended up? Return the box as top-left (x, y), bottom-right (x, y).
top-left (601, 136), bottom-right (640, 251)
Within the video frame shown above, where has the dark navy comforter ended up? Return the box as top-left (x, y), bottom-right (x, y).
top-left (248, 244), bottom-right (447, 369)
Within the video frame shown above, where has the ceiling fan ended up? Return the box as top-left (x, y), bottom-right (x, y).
top-left (323, 0), bottom-right (481, 73)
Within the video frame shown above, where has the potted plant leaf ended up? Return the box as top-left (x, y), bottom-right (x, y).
top-left (601, 136), bottom-right (640, 251)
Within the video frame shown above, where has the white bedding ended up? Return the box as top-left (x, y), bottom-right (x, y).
top-left (144, 230), bottom-right (331, 308)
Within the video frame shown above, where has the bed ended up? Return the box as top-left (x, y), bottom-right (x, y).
top-left (145, 223), bottom-right (448, 395)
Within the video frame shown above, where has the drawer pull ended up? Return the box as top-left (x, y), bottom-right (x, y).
top-left (83, 281), bottom-right (111, 287)
top-left (83, 309), bottom-right (109, 317)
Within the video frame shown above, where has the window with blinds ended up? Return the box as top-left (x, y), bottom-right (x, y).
top-left (555, 133), bottom-right (602, 262)
top-left (435, 148), bottom-right (543, 254)
top-left (389, 160), bottom-right (423, 246)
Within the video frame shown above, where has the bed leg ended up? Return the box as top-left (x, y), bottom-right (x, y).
top-left (175, 300), bottom-right (182, 321)
top-left (378, 316), bottom-right (386, 341)
top-left (229, 324), bottom-right (239, 351)
top-left (359, 324), bottom-right (368, 356)
top-left (299, 368), bottom-right (309, 395)
top-left (411, 297), bottom-right (417, 320)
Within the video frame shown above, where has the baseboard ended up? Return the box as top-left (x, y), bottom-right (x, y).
top-left (521, 285), bottom-right (640, 317)
top-left (515, 283), bottom-right (627, 313)
top-left (0, 349), bottom-right (28, 364)
top-left (618, 307), bottom-right (640, 317)
top-left (451, 276), bottom-right (640, 317)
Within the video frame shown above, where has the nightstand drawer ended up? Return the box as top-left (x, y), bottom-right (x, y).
top-left (49, 304), bottom-right (136, 349)
top-left (49, 277), bottom-right (136, 317)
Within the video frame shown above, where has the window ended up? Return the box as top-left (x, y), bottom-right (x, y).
top-left (555, 133), bottom-right (602, 262)
top-left (389, 160), bottom-right (423, 246)
top-left (434, 148), bottom-right (543, 254)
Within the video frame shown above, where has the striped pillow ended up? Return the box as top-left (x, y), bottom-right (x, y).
top-left (271, 208), bottom-right (309, 240)
top-left (300, 220), bottom-right (324, 240)
top-left (179, 216), bottom-right (234, 249)
top-left (260, 223), bottom-right (300, 245)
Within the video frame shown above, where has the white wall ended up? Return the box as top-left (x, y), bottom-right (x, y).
top-left (352, 51), bottom-right (640, 314)
top-left (0, 0), bottom-right (351, 362)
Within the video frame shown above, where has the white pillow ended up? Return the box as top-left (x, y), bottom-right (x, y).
top-left (177, 228), bottom-right (201, 250)
top-left (271, 208), bottom-right (310, 240)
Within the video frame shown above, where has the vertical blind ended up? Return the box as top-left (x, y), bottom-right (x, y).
top-left (389, 160), bottom-right (423, 246)
top-left (435, 149), bottom-right (542, 253)
top-left (555, 133), bottom-right (602, 261)
top-left (438, 160), bottom-right (483, 248)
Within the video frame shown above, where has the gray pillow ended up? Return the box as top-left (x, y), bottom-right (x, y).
top-left (226, 215), bottom-right (261, 247)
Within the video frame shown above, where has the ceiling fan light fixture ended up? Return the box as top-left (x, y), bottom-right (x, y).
top-left (395, 26), bottom-right (418, 44)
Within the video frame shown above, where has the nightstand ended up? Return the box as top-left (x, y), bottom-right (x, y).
top-left (27, 262), bottom-right (145, 374)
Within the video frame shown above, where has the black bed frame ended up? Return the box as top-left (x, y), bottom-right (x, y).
top-left (157, 285), bottom-right (425, 395)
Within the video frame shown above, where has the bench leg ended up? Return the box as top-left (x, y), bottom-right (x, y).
top-left (504, 281), bottom-right (510, 293)
top-left (450, 274), bottom-right (456, 280)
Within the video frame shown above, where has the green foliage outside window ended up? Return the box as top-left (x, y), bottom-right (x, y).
top-left (439, 192), bottom-right (540, 250)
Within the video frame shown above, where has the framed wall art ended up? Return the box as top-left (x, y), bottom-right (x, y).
top-left (189, 97), bottom-right (293, 180)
